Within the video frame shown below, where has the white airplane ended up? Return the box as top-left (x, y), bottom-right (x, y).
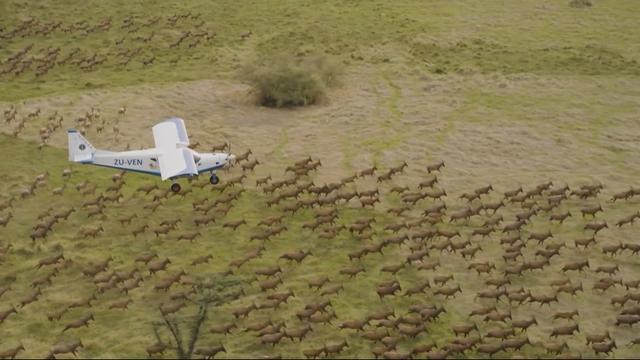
top-left (68, 117), bottom-right (235, 192)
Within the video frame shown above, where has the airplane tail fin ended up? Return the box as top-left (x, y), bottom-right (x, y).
top-left (68, 129), bottom-right (95, 162)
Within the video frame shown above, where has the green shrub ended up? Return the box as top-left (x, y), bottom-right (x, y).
top-left (569, 0), bottom-right (592, 8)
top-left (242, 53), bottom-right (340, 108)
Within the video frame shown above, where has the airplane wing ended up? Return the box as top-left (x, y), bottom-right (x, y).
top-left (152, 118), bottom-right (197, 180)
top-left (152, 117), bottom-right (190, 152)
top-left (157, 147), bottom-right (198, 180)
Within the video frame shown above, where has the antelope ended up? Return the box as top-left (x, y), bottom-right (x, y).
top-left (303, 347), bottom-right (325, 359)
top-left (132, 224), bottom-right (149, 237)
top-left (321, 284), bottom-right (344, 296)
top-left (471, 226), bottom-right (494, 238)
top-left (148, 258), bottom-right (171, 275)
top-left (324, 340), bottom-right (348, 357)
top-left (504, 186), bottom-right (523, 198)
top-left (280, 250), bottom-right (311, 263)
top-left (550, 323), bottom-right (579, 337)
top-left (223, 219), bottom-right (247, 230)
top-left (0, 343), bottom-right (25, 359)
top-left (434, 284), bottom-right (461, 299)
top-left (256, 175), bottom-right (272, 187)
top-left (476, 343), bottom-right (503, 357)
top-left (194, 214), bottom-right (216, 226)
top-left (469, 304), bottom-right (496, 317)
top-left (486, 328), bottom-right (515, 339)
top-left (452, 323), bottom-right (478, 337)
top-left (592, 340), bottom-right (616, 356)
top-left (232, 303), bottom-right (257, 318)
top-left (0, 306), bottom-right (17, 323)
top-left (502, 220), bottom-right (526, 232)
top-left (358, 166), bottom-right (377, 177)
top-left (581, 204), bottom-right (603, 217)
top-left (616, 211), bottom-right (640, 227)
top-left (376, 282), bottom-right (401, 299)
top-left (63, 312), bottom-right (95, 332)
top-left (601, 241), bottom-right (624, 255)
top-left (235, 149), bottom-right (252, 163)
top-left (437, 229), bottom-right (460, 239)
top-left (474, 184), bottom-right (493, 196)
top-left (210, 323), bottom-right (236, 335)
top-left (512, 317), bottom-right (537, 331)
top-left (611, 189), bottom-right (633, 202)
top-left (562, 259), bottom-right (589, 273)
top-left (529, 230), bottom-right (553, 244)
top-left (340, 265), bottom-right (365, 278)
top-left (146, 341), bottom-right (169, 358)
top-left (389, 161), bottom-right (408, 175)
top-left (46, 339), bottom-right (84, 359)
top-left (574, 235), bottom-right (596, 248)
top-left (426, 160), bottom-right (445, 173)
top-left (360, 197), bottom-right (380, 208)
top-left (377, 171), bottom-right (394, 183)
top-left (550, 211), bottom-right (571, 223)
top-left (502, 337), bottom-right (530, 352)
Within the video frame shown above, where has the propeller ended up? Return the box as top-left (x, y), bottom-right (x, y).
top-left (226, 139), bottom-right (236, 166)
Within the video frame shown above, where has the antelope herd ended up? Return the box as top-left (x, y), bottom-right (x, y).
top-left (0, 118), bottom-right (640, 358)
top-left (3, 102), bottom-right (135, 150)
top-left (0, 12), bottom-right (220, 79)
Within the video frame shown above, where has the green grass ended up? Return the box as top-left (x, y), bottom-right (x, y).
top-left (1, 0), bottom-right (640, 358)
top-left (1, 132), bottom-right (639, 358)
top-left (1, 0), bottom-right (639, 101)
top-left (409, 40), bottom-right (640, 75)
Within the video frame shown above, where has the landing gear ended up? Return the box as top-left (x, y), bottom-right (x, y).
top-left (209, 173), bottom-right (220, 185)
top-left (171, 183), bottom-right (181, 193)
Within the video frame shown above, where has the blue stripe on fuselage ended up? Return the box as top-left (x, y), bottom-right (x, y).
top-left (84, 162), bottom-right (162, 176)
top-left (79, 161), bottom-right (225, 178)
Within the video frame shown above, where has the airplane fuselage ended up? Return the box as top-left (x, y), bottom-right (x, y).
top-left (88, 148), bottom-right (228, 178)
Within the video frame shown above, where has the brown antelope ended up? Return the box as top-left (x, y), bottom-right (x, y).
top-left (235, 149), bottom-right (252, 163)
top-left (426, 160), bottom-right (445, 173)
top-left (46, 339), bottom-right (84, 359)
top-left (194, 345), bottom-right (226, 359)
top-left (223, 219), bottom-right (247, 230)
top-left (148, 258), bottom-right (171, 275)
top-left (178, 232), bottom-right (200, 242)
top-left (376, 171), bottom-right (393, 183)
top-left (358, 166), bottom-right (377, 177)
top-left (360, 197), bottom-right (379, 207)
top-left (581, 204), bottom-right (603, 217)
top-left (256, 175), bottom-right (272, 187)
top-left (611, 189), bottom-right (633, 201)
top-left (389, 161), bottom-right (408, 175)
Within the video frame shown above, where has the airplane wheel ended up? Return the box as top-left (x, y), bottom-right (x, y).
top-left (210, 174), bottom-right (220, 185)
top-left (171, 183), bottom-right (181, 193)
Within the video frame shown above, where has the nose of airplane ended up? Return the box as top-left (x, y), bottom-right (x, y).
top-left (228, 154), bottom-right (236, 164)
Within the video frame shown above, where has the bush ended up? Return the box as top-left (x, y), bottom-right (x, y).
top-left (569, 0), bottom-right (592, 8)
top-left (243, 53), bottom-right (340, 108)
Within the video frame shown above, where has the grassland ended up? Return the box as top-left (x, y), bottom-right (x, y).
top-left (1, 0), bottom-right (640, 358)
top-left (1, 0), bottom-right (640, 100)
top-left (1, 133), bottom-right (639, 358)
